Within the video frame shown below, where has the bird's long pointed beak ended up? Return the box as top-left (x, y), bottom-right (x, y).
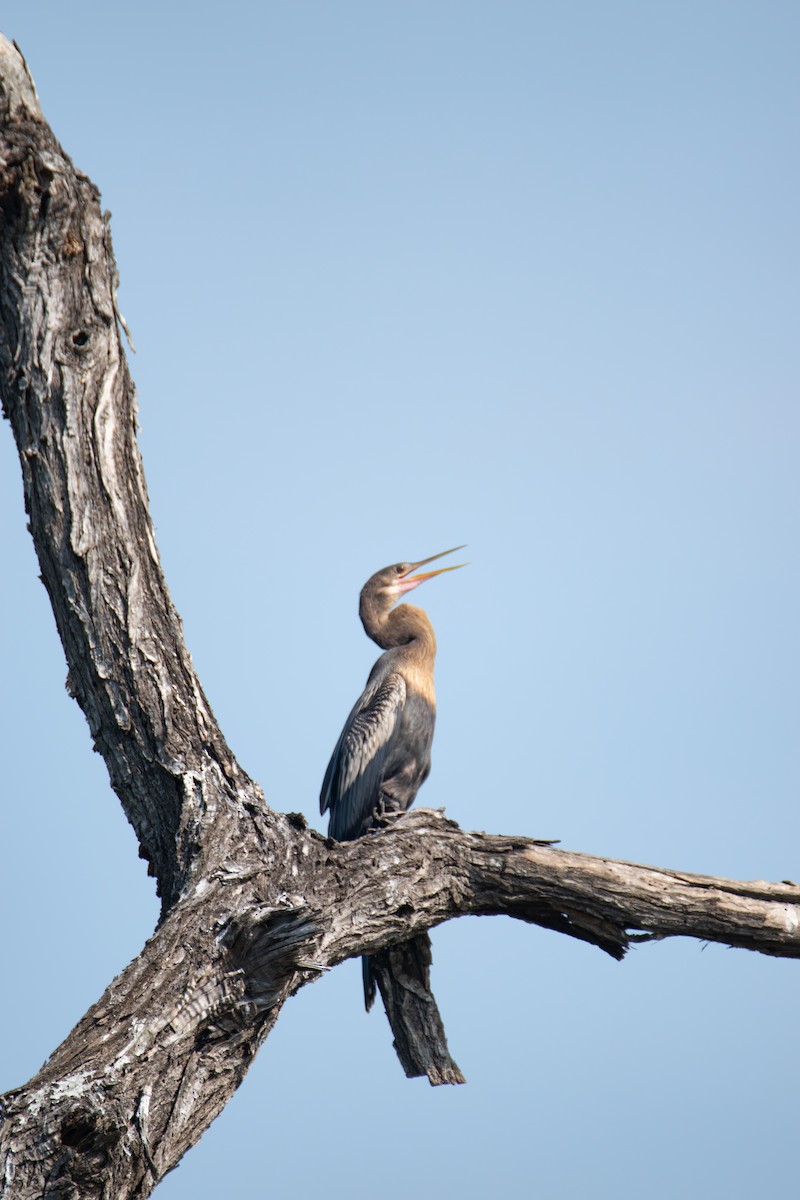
top-left (398, 545), bottom-right (468, 591)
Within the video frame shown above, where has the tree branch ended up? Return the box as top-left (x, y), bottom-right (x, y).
top-left (0, 34), bottom-right (256, 909)
top-left (3, 803), bottom-right (799, 1196)
top-left (1, 33), bottom-right (798, 1200)
top-left (315, 811), bottom-right (800, 964)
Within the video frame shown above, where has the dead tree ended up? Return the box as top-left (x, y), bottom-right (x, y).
top-left (0, 36), bottom-right (798, 1200)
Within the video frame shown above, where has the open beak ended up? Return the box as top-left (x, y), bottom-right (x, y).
top-left (397, 545), bottom-right (468, 592)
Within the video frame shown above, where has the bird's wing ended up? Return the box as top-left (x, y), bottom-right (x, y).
top-left (320, 671), bottom-right (407, 841)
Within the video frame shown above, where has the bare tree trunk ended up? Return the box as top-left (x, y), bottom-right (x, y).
top-left (0, 34), bottom-right (798, 1200)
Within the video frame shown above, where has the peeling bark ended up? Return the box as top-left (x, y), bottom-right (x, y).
top-left (1, 34), bottom-right (798, 1200)
top-left (0, 36), bottom-right (249, 911)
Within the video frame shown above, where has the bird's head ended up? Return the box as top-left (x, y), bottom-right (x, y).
top-left (360, 545), bottom-right (467, 615)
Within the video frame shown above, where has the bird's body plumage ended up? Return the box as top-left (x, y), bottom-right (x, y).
top-left (320, 548), bottom-right (464, 1008)
top-left (320, 636), bottom-right (436, 841)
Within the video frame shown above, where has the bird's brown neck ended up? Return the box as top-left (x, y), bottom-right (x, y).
top-left (360, 599), bottom-right (437, 657)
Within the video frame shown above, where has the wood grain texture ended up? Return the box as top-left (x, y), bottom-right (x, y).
top-left (0, 35), bottom-right (255, 912)
top-left (1, 34), bottom-right (798, 1200)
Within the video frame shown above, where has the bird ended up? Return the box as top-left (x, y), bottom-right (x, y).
top-left (320, 546), bottom-right (466, 1009)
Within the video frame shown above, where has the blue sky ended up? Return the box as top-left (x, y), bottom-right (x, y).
top-left (1, 4), bottom-right (799, 1197)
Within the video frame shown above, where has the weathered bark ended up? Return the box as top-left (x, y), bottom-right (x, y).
top-left (3, 805), bottom-right (800, 1197)
top-left (3, 803), bottom-right (800, 1196)
top-left (0, 36), bottom-right (251, 913)
top-left (1, 33), bottom-right (798, 1200)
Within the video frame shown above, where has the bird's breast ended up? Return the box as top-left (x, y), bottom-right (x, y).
top-left (398, 656), bottom-right (436, 708)
top-left (380, 690), bottom-right (435, 812)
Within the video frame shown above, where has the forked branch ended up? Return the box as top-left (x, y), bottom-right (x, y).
top-left (0, 33), bottom-right (797, 1200)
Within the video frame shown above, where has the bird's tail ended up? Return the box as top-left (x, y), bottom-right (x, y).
top-left (362, 955), bottom-right (377, 1011)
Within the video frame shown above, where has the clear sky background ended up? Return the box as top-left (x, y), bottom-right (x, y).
top-left (1, 4), bottom-right (799, 1197)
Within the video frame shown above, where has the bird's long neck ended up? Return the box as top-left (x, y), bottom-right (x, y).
top-left (360, 599), bottom-right (437, 658)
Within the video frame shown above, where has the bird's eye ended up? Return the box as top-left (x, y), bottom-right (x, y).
top-left (395, 565), bottom-right (405, 575)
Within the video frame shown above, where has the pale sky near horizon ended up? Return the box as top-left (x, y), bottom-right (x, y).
top-left (1, 4), bottom-right (799, 1198)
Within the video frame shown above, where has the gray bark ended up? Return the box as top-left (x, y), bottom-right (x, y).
top-left (1, 33), bottom-right (798, 1199)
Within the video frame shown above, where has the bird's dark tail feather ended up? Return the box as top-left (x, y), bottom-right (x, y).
top-left (361, 935), bottom-right (466, 1084)
top-left (362, 954), bottom-right (377, 1011)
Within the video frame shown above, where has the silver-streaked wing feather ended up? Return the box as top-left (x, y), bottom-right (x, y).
top-left (320, 672), bottom-right (407, 841)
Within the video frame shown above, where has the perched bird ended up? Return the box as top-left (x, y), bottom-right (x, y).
top-left (320, 546), bottom-right (465, 1008)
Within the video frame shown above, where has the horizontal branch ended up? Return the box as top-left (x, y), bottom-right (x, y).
top-left (2, 31), bottom-right (796, 1200)
top-left (2, 802), bottom-right (797, 1197)
top-left (316, 809), bottom-right (800, 963)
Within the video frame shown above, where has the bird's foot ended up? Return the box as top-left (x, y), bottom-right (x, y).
top-left (371, 805), bottom-right (407, 830)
